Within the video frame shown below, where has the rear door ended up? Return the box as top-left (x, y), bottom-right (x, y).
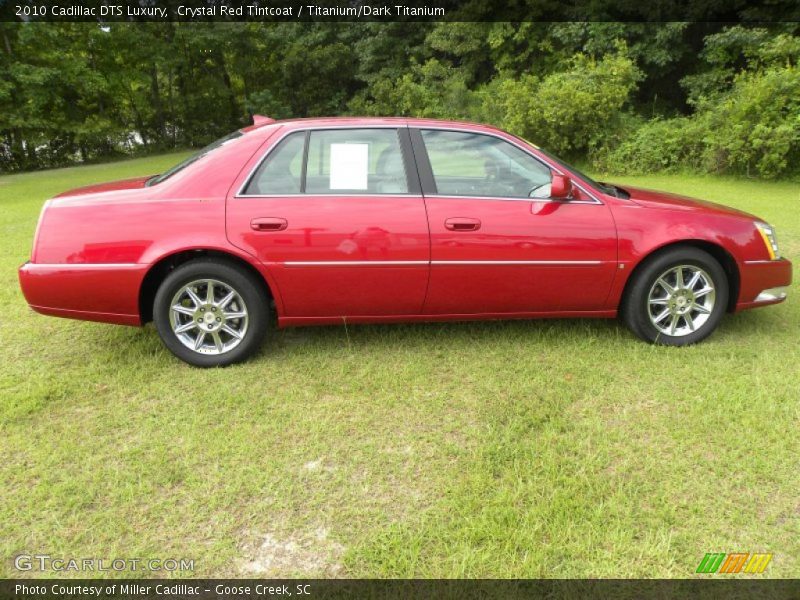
top-left (411, 128), bottom-right (618, 315)
top-left (226, 126), bottom-right (430, 317)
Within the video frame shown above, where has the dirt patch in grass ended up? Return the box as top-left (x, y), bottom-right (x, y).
top-left (238, 527), bottom-right (345, 577)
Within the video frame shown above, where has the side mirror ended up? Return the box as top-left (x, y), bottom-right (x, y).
top-left (550, 174), bottom-right (573, 200)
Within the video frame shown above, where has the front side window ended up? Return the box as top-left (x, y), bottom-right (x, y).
top-left (421, 130), bottom-right (552, 198)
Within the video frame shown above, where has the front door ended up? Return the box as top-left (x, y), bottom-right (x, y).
top-left (226, 127), bottom-right (430, 317)
top-left (412, 128), bottom-right (618, 315)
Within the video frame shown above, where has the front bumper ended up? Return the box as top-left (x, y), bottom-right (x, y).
top-left (736, 258), bottom-right (792, 311)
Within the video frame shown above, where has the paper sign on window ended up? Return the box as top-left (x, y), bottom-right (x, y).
top-left (329, 143), bottom-right (369, 190)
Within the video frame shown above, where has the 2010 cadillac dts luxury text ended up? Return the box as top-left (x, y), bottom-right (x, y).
top-left (18, 117), bottom-right (792, 366)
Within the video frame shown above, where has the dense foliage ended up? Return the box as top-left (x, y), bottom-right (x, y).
top-left (1, 22), bottom-right (798, 177)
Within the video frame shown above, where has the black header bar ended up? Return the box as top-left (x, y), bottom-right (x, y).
top-left (3, 0), bottom-right (800, 22)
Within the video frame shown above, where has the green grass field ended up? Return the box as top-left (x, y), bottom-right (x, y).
top-left (1, 154), bottom-right (798, 578)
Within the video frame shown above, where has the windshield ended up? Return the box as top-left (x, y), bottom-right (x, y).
top-left (146, 130), bottom-right (243, 186)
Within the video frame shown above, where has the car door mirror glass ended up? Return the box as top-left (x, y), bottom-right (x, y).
top-left (529, 183), bottom-right (551, 199)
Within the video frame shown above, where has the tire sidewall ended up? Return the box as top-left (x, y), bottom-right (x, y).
top-left (625, 248), bottom-right (729, 346)
top-left (153, 260), bottom-right (268, 367)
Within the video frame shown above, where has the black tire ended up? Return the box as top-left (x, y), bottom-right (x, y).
top-left (153, 259), bottom-right (268, 367)
top-left (621, 247), bottom-right (729, 346)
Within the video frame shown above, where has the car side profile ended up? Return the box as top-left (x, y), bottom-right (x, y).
top-left (19, 116), bottom-right (792, 367)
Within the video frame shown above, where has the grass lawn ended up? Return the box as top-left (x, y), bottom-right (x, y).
top-left (0, 154), bottom-right (798, 578)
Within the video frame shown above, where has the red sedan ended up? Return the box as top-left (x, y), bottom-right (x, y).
top-left (18, 117), bottom-right (792, 366)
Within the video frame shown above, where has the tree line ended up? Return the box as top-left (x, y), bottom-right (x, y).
top-left (0, 22), bottom-right (798, 177)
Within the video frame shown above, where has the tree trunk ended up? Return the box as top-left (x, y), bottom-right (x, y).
top-left (10, 129), bottom-right (27, 171)
top-left (150, 62), bottom-right (167, 144)
top-left (214, 49), bottom-right (241, 127)
top-left (126, 85), bottom-right (149, 149)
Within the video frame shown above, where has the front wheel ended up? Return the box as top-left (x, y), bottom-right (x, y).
top-left (153, 259), bottom-right (268, 367)
top-left (621, 247), bottom-right (729, 346)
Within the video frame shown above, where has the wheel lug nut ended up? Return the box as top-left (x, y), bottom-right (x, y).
top-left (216, 318), bottom-right (221, 322)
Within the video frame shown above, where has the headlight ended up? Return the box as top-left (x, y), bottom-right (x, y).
top-left (755, 222), bottom-right (780, 260)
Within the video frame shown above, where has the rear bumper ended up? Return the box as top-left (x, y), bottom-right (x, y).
top-left (18, 262), bottom-right (147, 326)
top-left (736, 258), bottom-right (792, 311)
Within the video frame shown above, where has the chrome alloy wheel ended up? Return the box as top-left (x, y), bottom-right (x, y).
top-left (647, 265), bottom-right (716, 337)
top-left (168, 279), bottom-right (249, 355)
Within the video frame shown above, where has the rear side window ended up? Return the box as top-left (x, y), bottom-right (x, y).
top-left (306, 129), bottom-right (408, 194)
top-left (243, 131), bottom-right (305, 195)
top-left (243, 128), bottom-right (409, 196)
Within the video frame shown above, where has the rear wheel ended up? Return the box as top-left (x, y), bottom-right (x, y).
top-left (153, 259), bottom-right (268, 367)
top-left (622, 247), bottom-right (729, 346)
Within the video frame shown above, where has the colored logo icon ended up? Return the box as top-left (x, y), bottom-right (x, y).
top-left (696, 553), bottom-right (772, 574)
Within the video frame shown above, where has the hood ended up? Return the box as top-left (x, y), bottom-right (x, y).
top-left (617, 185), bottom-right (757, 220)
top-left (54, 176), bottom-right (152, 198)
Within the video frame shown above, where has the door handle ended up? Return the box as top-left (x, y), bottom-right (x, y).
top-left (445, 217), bottom-right (481, 232)
top-left (250, 217), bottom-right (288, 232)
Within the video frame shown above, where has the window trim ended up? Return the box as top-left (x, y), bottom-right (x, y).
top-left (236, 125), bottom-right (420, 198)
top-left (299, 130), bottom-right (310, 194)
top-left (412, 126), bottom-right (603, 205)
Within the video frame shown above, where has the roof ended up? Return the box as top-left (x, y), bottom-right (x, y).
top-left (241, 115), bottom-right (508, 136)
